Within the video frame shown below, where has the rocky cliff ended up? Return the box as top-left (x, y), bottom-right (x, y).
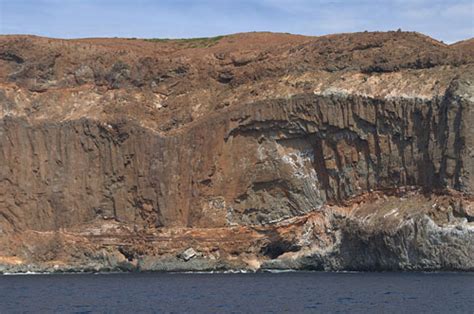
top-left (0, 31), bottom-right (473, 273)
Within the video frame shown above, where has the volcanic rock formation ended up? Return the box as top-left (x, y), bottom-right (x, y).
top-left (0, 31), bottom-right (473, 272)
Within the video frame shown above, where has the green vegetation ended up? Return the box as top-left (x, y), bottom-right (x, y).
top-left (143, 35), bottom-right (226, 48)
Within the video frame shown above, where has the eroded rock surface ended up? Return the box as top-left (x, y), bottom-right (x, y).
top-left (0, 31), bottom-right (473, 272)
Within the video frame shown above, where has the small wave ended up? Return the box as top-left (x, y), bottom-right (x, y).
top-left (3, 271), bottom-right (45, 276)
top-left (260, 269), bottom-right (297, 273)
top-left (171, 269), bottom-right (255, 274)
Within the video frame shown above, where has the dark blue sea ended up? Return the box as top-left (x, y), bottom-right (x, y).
top-left (0, 271), bottom-right (473, 313)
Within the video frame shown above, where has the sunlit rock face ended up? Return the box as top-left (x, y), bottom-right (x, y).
top-left (0, 32), bottom-right (473, 273)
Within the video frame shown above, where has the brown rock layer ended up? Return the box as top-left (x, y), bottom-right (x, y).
top-left (0, 31), bottom-right (473, 272)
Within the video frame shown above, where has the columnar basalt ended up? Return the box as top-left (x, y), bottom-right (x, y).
top-left (0, 32), bottom-right (473, 272)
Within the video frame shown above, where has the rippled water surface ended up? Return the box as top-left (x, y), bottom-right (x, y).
top-left (0, 271), bottom-right (473, 313)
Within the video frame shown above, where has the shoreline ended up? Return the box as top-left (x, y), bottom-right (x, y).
top-left (2, 268), bottom-right (474, 276)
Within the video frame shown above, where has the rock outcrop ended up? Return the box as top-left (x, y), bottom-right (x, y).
top-left (0, 32), bottom-right (473, 273)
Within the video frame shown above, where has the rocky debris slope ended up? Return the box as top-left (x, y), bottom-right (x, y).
top-left (0, 31), bottom-right (473, 272)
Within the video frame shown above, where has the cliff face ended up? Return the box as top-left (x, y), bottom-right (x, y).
top-left (0, 32), bottom-right (473, 272)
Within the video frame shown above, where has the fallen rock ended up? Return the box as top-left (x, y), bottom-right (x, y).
top-left (180, 248), bottom-right (197, 261)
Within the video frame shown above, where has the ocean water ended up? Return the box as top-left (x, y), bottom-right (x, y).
top-left (0, 271), bottom-right (473, 313)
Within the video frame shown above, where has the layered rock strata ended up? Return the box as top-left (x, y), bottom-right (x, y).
top-left (0, 32), bottom-right (473, 272)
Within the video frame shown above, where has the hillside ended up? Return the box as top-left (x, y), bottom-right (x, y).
top-left (0, 31), bottom-right (473, 272)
